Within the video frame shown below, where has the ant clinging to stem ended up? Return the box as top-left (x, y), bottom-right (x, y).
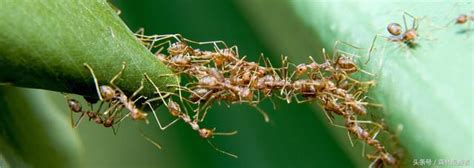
top-left (143, 73), bottom-right (239, 158)
top-left (83, 62), bottom-right (149, 124)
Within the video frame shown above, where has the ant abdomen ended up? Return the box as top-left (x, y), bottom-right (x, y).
top-left (456, 14), bottom-right (468, 24)
top-left (387, 23), bottom-right (402, 36)
top-left (100, 85), bottom-right (116, 100)
top-left (68, 99), bottom-right (82, 113)
top-left (103, 118), bottom-right (114, 127)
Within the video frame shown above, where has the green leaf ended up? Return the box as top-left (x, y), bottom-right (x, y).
top-left (0, 0), bottom-right (178, 98)
top-left (239, 0), bottom-right (473, 166)
top-left (0, 86), bottom-right (83, 168)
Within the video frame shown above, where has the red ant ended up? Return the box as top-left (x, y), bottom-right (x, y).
top-left (143, 75), bottom-right (239, 158)
top-left (84, 62), bottom-right (149, 123)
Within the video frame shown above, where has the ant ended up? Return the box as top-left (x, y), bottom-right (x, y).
top-left (454, 12), bottom-right (474, 34)
top-left (367, 12), bottom-right (421, 62)
top-left (65, 95), bottom-right (103, 128)
top-left (83, 62), bottom-right (149, 123)
top-left (386, 12), bottom-right (419, 45)
top-left (64, 95), bottom-right (127, 134)
top-left (143, 75), bottom-right (239, 158)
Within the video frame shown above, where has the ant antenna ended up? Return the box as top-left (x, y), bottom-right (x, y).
top-left (140, 129), bottom-right (162, 149)
top-left (207, 140), bottom-right (238, 159)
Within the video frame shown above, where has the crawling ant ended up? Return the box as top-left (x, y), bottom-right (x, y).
top-left (65, 95), bottom-right (102, 128)
top-left (454, 12), bottom-right (474, 34)
top-left (386, 12), bottom-right (419, 44)
top-left (84, 62), bottom-right (149, 123)
top-left (456, 14), bottom-right (469, 24)
top-left (64, 95), bottom-right (126, 134)
top-left (368, 12), bottom-right (422, 62)
top-left (142, 77), bottom-right (239, 158)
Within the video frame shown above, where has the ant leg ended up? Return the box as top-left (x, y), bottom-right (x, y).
top-left (140, 129), bottom-right (162, 149)
top-left (250, 104), bottom-right (270, 123)
top-left (135, 28), bottom-right (145, 37)
top-left (109, 62), bottom-right (127, 88)
top-left (116, 113), bottom-right (130, 125)
top-left (145, 102), bottom-right (180, 130)
top-left (368, 156), bottom-right (382, 168)
top-left (103, 101), bottom-right (122, 116)
top-left (347, 131), bottom-right (355, 147)
top-left (333, 40), bottom-right (363, 60)
top-left (133, 95), bottom-right (146, 104)
top-left (206, 140), bottom-right (238, 158)
top-left (206, 129), bottom-right (238, 158)
top-left (84, 63), bottom-right (104, 101)
top-left (197, 91), bottom-right (221, 122)
top-left (293, 94), bottom-right (313, 104)
top-left (130, 78), bottom-right (145, 100)
top-left (321, 110), bottom-right (349, 130)
top-left (350, 119), bottom-right (384, 129)
top-left (144, 73), bottom-right (169, 107)
top-left (184, 39), bottom-right (229, 50)
top-left (212, 129), bottom-right (238, 136)
top-left (403, 12), bottom-right (417, 30)
top-left (230, 45), bottom-right (240, 57)
top-left (157, 73), bottom-right (183, 102)
top-left (366, 34), bottom-right (387, 64)
top-left (265, 57), bottom-right (279, 78)
top-left (112, 125), bottom-right (118, 135)
top-left (73, 112), bottom-right (86, 128)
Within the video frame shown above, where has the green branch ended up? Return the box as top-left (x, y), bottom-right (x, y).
top-left (0, 0), bottom-right (178, 98)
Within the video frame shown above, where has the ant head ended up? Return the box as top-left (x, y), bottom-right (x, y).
top-left (155, 53), bottom-right (167, 61)
top-left (103, 118), bottom-right (114, 127)
top-left (170, 55), bottom-right (191, 66)
top-left (168, 42), bottom-right (190, 56)
top-left (190, 88), bottom-right (209, 102)
top-left (402, 29), bottom-right (417, 41)
top-left (86, 111), bottom-right (96, 118)
top-left (133, 110), bottom-right (149, 121)
top-left (242, 71), bottom-right (252, 83)
top-left (238, 87), bottom-right (253, 101)
top-left (94, 116), bottom-right (103, 124)
top-left (256, 67), bottom-right (266, 77)
top-left (213, 55), bottom-right (227, 67)
top-left (336, 56), bottom-right (356, 68)
top-left (199, 128), bottom-right (215, 139)
top-left (382, 153), bottom-right (397, 165)
top-left (456, 14), bottom-right (468, 24)
top-left (387, 23), bottom-right (402, 36)
top-left (167, 100), bottom-right (182, 117)
top-left (100, 85), bottom-right (116, 100)
top-left (67, 99), bottom-right (82, 112)
top-left (308, 62), bottom-right (320, 71)
top-left (296, 64), bottom-right (308, 76)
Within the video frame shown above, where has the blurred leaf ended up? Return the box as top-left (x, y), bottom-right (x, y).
top-left (0, 86), bottom-right (83, 168)
top-left (0, 0), bottom-right (177, 98)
